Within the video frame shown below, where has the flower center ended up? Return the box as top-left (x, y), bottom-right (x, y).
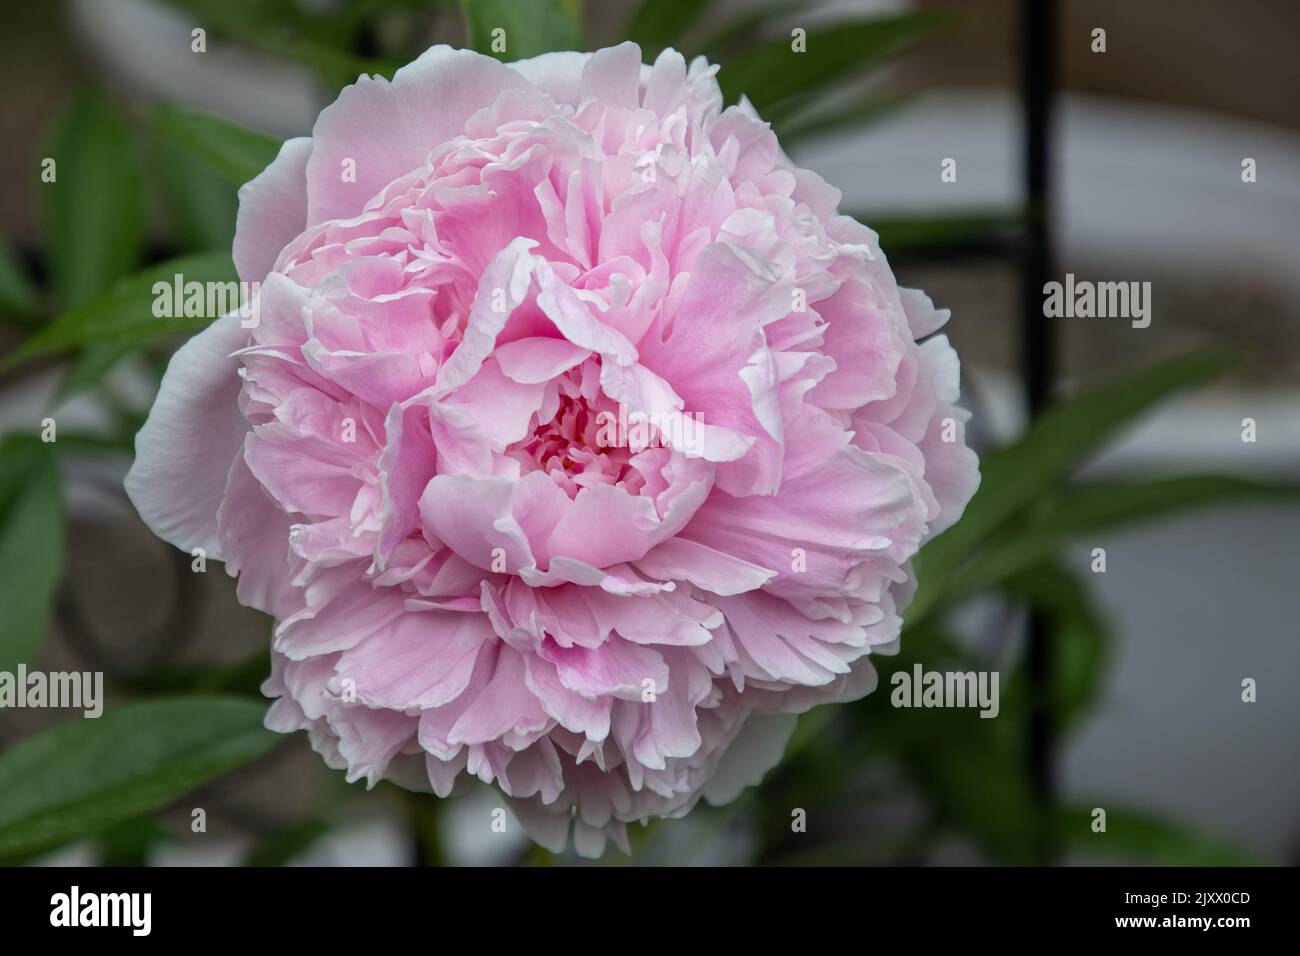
top-left (510, 387), bottom-right (637, 498)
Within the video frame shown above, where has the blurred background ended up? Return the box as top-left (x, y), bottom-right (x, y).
top-left (0, 0), bottom-right (1297, 867)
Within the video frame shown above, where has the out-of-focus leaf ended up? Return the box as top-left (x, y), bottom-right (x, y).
top-left (0, 252), bottom-right (238, 371)
top-left (910, 348), bottom-right (1239, 626)
top-left (716, 13), bottom-right (943, 112)
top-left (873, 686), bottom-right (1042, 864)
top-left (685, 0), bottom-right (813, 60)
top-left (0, 437), bottom-right (63, 673)
top-left (9, 429), bottom-right (134, 456)
top-left (0, 243), bottom-right (40, 321)
top-left (864, 210), bottom-right (1023, 254)
top-left (948, 475), bottom-right (1300, 605)
top-left (155, 0), bottom-right (396, 86)
top-left (460, 0), bottom-right (582, 60)
top-left (777, 91), bottom-right (912, 146)
top-left (43, 93), bottom-right (143, 308)
top-left (0, 696), bottom-right (279, 857)
top-left (1057, 805), bottom-right (1261, 866)
top-left (155, 107), bottom-right (281, 188)
top-left (1001, 563), bottom-right (1108, 732)
top-left (243, 818), bottom-right (331, 867)
top-left (626, 0), bottom-right (712, 56)
top-left (99, 816), bottom-right (169, 867)
top-left (57, 342), bottom-right (141, 402)
top-left (119, 650), bottom-right (270, 698)
top-left (156, 135), bottom-right (239, 251)
top-left (842, 625), bottom-right (1044, 864)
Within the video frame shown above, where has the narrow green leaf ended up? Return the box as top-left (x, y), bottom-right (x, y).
top-left (910, 348), bottom-right (1239, 625)
top-left (777, 91), bottom-right (913, 146)
top-left (872, 691), bottom-right (1042, 864)
top-left (57, 343), bottom-right (141, 402)
top-left (0, 696), bottom-right (279, 857)
top-left (626, 0), bottom-right (713, 56)
top-left (98, 816), bottom-right (169, 867)
top-left (156, 135), bottom-right (239, 251)
top-left (1001, 563), bottom-right (1109, 732)
top-left (244, 818), bottom-right (330, 867)
top-left (153, 0), bottom-right (396, 87)
top-left (0, 252), bottom-right (238, 371)
top-left (155, 107), bottom-right (282, 187)
top-left (460, 0), bottom-right (583, 60)
top-left (684, 0), bottom-right (814, 60)
top-left (948, 475), bottom-right (1300, 605)
top-left (716, 13), bottom-right (943, 112)
top-left (43, 93), bottom-right (143, 308)
top-left (864, 210), bottom-right (1023, 254)
top-left (0, 243), bottom-right (40, 320)
top-left (1057, 804), bottom-right (1262, 866)
top-left (0, 438), bottom-right (63, 673)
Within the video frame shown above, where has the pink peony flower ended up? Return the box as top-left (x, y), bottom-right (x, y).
top-left (126, 42), bottom-right (979, 857)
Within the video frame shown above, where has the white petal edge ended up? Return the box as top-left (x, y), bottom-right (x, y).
top-left (125, 312), bottom-right (250, 557)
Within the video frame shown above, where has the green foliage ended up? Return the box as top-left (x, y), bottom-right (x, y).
top-left (910, 348), bottom-right (1240, 626)
top-left (155, 107), bottom-right (283, 188)
top-left (0, 252), bottom-right (238, 372)
top-left (1002, 563), bottom-right (1109, 732)
top-left (243, 819), bottom-right (331, 867)
top-left (0, 437), bottom-right (63, 673)
top-left (1057, 805), bottom-right (1261, 866)
top-left (0, 697), bottom-right (279, 858)
top-left (42, 93), bottom-right (143, 309)
top-left (154, 0), bottom-right (400, 87)
top-left (869, 211), bottom-right (1023, 254)
top-left (460, 0), bottom-right (583, 59)
top-left (945, 475), bottom-right (1300, 608)
top-left (715, 13), bottom-right (944, 115)
top-left (625, 0), bottom-right (711, 56)
top-left (0, 243), bottom-right (40, 323)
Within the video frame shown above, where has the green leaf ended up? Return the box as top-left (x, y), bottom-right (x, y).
top-left (777, 91), bottom-right (913, 146)
top-left (57, 343), bottom-right (142, 402)
top-left (99, 816), bottom-right (169, 867)
top-left (910, 348), bottom-right (1239, 626)
top-left (155, 132), bottom-right (239, 251)
top-left (460, 0), bottom-right (583, 60)
top-left (626, 0), bottom-right (712, 56)
top-left (0, 242), bottom-right (40, 321)
top-left (0, 696), bottom-right (280, 857)
top-left (1057, 804), bottom-right (1262, 866)
top-left (243, 818), bottom-right (330, 867)
top-left (155, 106), bottom-right (282, 187)
top-left (0, 252), bottom-right (238, 372)
top-left (43, 93), bottom-right (143, 308)
top-left (863, 210), bottom-right (1023, 254)
top-left (1001, 563), bottom-right (1108, 732)
top-left (154, 0), bottom-right (397, 87)
top-left (870, 682), bottom-right (1042, 864)
top-left (947, 475), bottom-right (1300, 606)
top-left (685, 0), bottom-right (815, 61)
top-left (839, 625), bottom-right (1046, 863)
top-left (0, 437), bottom-right (63, 673)
top-left (716, 13), bottom-right (943, 112)
top-left (118, 649), bottom-right (271, 698)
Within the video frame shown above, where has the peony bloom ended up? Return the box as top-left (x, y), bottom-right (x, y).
top-left (126, 42), bottom-right (978, 857)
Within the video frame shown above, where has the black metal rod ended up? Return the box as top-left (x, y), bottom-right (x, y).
top-left (1020, 0), bottom-right (1059, 862)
